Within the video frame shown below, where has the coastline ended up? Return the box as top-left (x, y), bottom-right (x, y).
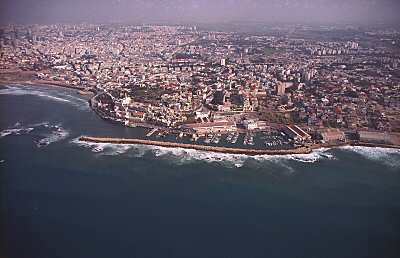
top-left (2, 81), bottom-right (399, 155)
top-left (0, 73), bottom-right (96, 96)
top-left (0, 79), bottom-right (95, 99)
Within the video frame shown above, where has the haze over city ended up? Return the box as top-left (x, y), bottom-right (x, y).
top-left (1, 0), bottom-right (400, 25)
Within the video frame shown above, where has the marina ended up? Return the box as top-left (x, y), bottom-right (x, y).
top-left (78, 136), bottom-right (313, 156)
top-left (141, 126), bottom-right (297, 152)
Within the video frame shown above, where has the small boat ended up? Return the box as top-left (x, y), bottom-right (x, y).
top-left (226, 132), bottom-right (234, 142)
top-left (231, 133), bottom-right (239, 144)
top-left (204, 134), bottom-right (213, 144)
top-left (212, 136), bottom-right (220, 144)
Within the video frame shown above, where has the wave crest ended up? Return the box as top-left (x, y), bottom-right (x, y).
top-left (1, 121), bottom-right (70, 147)
top-left (340, 146), bottom-right (400, 168)
top-left (0, 85), bottom-right (89, 110)
top-left (71, 137), bottom-right (336, 170)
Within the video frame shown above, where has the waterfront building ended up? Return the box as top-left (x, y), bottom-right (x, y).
top-left (284, 125), bottom-right (312, 142)
top-left (319, 128), bottom-right (345, 142)
top-left (182, 121), bottom-right (237, 134)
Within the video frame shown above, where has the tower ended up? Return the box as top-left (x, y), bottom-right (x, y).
top-left (220, 58), bottom-right (226, 66)
top-left (276, 82), bottom-right (286, 96)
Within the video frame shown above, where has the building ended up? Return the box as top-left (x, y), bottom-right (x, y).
top-left (195, 109), bottom-right (211, 122)
top-left (181, 121), bottom-right (237, 134)
top-left (284, 125), bottom-right (312, 142)
top-left (358, 131), bottom-right (391, 144)
top-left (319, 128), bottom-right (345, 142)
top-left (125, 110), bottom-right (146, 122)
top-left (220, 58), bottom-right (226, 66)
top-left (243, 119), bottom-right (258, 130)
top-left (276, 82), bottom-right (286, 96)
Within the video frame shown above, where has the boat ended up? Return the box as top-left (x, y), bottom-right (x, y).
top-left (226, 132), bottom-right (234, 142)
top-left (231, 133), bottom-right (239, 144)
top-left (212, 134), bottom-right (221, 144)
top-left (248, 137), bottom-right (254, 146)
top-left (204, 134), bottom-right (213, 144)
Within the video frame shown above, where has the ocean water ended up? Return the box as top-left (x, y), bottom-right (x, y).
top-left (1, 84), bottom-right (400, 258)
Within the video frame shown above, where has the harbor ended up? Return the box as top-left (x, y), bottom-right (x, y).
top-left (78, 136), bottom-right (313, 156)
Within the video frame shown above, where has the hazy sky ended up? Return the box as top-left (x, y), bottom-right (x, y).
top-left (1, 0), bottom-right (399, 25)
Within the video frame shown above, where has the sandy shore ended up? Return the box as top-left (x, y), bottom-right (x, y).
top-left (0, 79), bottom-right (96, 100)
top-left (0, 79), bottom-right (84, 90)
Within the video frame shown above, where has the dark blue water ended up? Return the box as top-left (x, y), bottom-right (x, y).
top-left (1, 85), bottom-right (400, 258)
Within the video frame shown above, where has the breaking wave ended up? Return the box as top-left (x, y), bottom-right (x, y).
top-left (71, 137), bottom-right (336, 170)
top-left (0, 127), bottom-right (34, 138)
top-left (340, 146), bottom-right (400, 168)
top-left (0, 121), bottom-right (70, 147)
top-left (36, 127), bottom-right (70, 147)
top-left (0, 85), bottom-right (89, 110)
top-left (70, 139), bottom-right (400, 170)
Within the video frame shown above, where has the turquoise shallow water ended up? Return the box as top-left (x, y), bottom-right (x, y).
top-left (1, 85), bottom-right (400, 258)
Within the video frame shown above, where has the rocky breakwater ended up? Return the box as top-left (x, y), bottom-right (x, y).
top-left (79, 136), bottom-right (313, 156)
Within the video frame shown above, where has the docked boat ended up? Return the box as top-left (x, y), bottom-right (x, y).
top-left (212, 134), bottom-right (221, 144)
top-left (204, 134), bottom-right (213, 144)
top-left (231, 133), bottom-right (239, 144)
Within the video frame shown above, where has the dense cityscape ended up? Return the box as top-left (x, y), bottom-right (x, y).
top-left (1, 23), bottom-right (400, 151)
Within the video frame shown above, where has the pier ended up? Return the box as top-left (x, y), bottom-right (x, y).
top-left (146, 128), bottom-right (158, 137)
top-left (78, 136), bottom-right (313, 156)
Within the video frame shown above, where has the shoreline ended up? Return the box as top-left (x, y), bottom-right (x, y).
top-left (0, 79), bottom-right (96, 96)
top-left (0, 80), bottom-right (96, 99)
top-left (2, 81), bottom-right (399, 155)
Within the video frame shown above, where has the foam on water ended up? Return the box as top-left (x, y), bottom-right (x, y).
top-left (0, 127), bottom-right (34, 138)
top-left (1, 121), bottom-right (70, 147)
top-left (71, 137), bottom-right (337, 170)
top-left (340, 146), bottom-right (400, 168)
top-left (70, 138), bottom-right (132, 156)
top-left (37, 127), bottom-right (70, 146)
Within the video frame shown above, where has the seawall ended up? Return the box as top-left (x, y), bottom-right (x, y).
top-left (78, 136), bottom-right (313, 156)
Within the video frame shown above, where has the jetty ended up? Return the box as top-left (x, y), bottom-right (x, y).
top-left (146, 128), bottom-right (158, 137)
top-left (79, 136), bottom-right (313, 156)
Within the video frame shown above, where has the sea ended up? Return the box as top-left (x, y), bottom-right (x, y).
top-left (1, 84), bottom-right (400, 258)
